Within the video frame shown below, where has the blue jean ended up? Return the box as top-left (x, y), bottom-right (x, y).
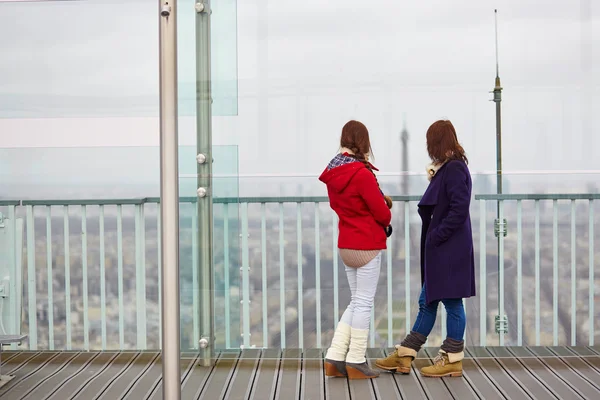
top-left (411, 286), bottom-right (465, 341)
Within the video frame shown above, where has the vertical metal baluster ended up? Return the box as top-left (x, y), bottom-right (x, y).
top-left (117, 205), bottom-right (124, 349)
top-left (46, 206), bottom-right (54, 350)
top-left (370, 306), bottom-right (375, 348)
top-left (241, 203), bottom-right (251, 348)
top-left (517, 200), bottom-right (522, 346)
top-left (8, 205), bottom-right (18, 347)
top-left (441, 308), bottom-right (447, 343)
top-left (156, 205), bottom-right (161, 349)
top-left (552, 200), bottom-right (558, 346)
top-left (26, 205), bottom-right (37, 350)
top-left (314, 204), bottom-right (322, 348)
top-left (535, 200), bottom-right (540, 345)
top-left (589, 200), bottom-right (594, 346)
top-left (333, 214), bottom-right (339, 329)
top-left (135, 204), bottom-right (147, 350)
top-left (479, 199), bottom-right (487, 346)
top-left (279, 203), bottom-right (286, 348)
top-left (100, 205), bottom-right (107, 350)
top-left (192, 204), bottom-right (200, 348)
top-left (261, 203), bottom-right (267, 348)
top-left (81, 206), bottom-right (89, 350)
top-left (64, 206), bottom-right (71, 350)
top-left (570, 200), bottom-right (576, 346)
top-left (224, 203), bottom-right (231, 349)
top-left (404, 202), bottom-right (411, 335)
top-left (463, 299), bottom-right (467, 340)
top-left (387, 228), bottom-right (393, 347)
top-left (297, 203), bottom-right (304, 349)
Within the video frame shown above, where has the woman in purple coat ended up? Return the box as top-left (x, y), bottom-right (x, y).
top-left (376, 120), bottom-right (475, 378)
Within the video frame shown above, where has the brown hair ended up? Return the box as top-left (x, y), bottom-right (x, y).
top-left (340, 120), bottom-right (393, 209)
top-left (426, 120), bottom-right (468, 164)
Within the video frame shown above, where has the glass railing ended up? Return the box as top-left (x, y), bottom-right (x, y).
top-left (0, 0), bottom-right (237, 118)
top-left (1, 173), bottom-right (598, 355)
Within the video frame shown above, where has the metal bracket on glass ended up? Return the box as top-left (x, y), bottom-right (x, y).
top-left (197, 187), bottom-right (208, 198)
top-left (495, 314), bottom-right (508, 334)
top-left (0, 212), bottom-right (4, 228)
top-left (199, 337), bottom-right (210, 349)
top-left (494, 218), bottom-right (508, 237)
top-left (196, 153), bottom-right (207, 164)
top-left (195, 2), bottom-right (208, 13)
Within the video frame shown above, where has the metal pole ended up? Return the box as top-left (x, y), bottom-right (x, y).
top-left (159, 1), bottom-right (181, 398)
top-left (195, 0), bottom-right (214, 367)
top-left (492, 9), bottom-right (505, 345)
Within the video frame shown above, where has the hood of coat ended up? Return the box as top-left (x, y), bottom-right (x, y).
top-left (319, 151), bottom-right (379, 193)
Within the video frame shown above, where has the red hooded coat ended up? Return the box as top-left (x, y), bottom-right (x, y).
top-left (319, 156), bottom-right (391, 250)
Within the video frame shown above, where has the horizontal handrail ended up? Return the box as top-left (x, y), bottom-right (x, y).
top-left (1, 194), bottom-right (598, 207)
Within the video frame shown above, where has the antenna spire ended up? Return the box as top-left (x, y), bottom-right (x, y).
top-left (494, 9), bottom-right (500, 78)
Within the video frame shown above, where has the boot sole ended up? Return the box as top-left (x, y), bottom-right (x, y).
top-left (421, 371), bottom-right (463, 378)
top-left (324, 361), bottom-right (346, 378)
top-left (346, 366), bottom-right (379, 380)
top-left (374, 363), bottom-right (410, 374)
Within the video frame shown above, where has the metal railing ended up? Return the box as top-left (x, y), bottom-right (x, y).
top-left (0, 194), bottom-right (597, 351)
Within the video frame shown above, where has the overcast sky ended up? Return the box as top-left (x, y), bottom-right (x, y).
top-left (0, 0), bottom-right (598, 189)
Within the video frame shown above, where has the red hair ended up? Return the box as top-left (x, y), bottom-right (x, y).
top-left (426, 120), bottom-right (468, 164)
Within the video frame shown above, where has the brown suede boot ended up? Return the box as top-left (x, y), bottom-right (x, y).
top-left (420, 350), bottom-right (463, 378)
top-left (375, 345), bottom-right (417, 374)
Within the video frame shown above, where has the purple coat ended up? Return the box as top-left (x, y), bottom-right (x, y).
top-left (417, 160), bottom-right (476, 304)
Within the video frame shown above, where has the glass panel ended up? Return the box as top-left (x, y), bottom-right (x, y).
top-left (0, 203), bottom-right (23, 341)
top-left (0, 0), bottom-right (237, 117)
top-left (178, 146), bottom-right (240, 352)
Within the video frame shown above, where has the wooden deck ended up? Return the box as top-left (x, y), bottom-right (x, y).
top-left (0, 346), bottom-right (599, 399)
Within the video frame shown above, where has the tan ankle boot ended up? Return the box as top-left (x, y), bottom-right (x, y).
top-left (420, 350), bottom-right (463, 378)
top-left (375, 345), bottom-right (416, 374)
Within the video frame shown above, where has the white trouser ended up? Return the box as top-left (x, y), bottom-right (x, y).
top-left (340, 252), bottom-right (382, 330)
top-left (326, 252), bottom-right (382, 363)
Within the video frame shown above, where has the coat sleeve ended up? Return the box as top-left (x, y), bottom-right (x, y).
top-left (430, 161), bottom-right (471, 245)
top-left (355, 168), bottom-right (392, 227)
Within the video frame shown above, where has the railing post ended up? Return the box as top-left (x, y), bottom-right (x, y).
top-left (195, 0), bottom-right (215, 366)
top-left (159, 0), bottom-right (181, 398)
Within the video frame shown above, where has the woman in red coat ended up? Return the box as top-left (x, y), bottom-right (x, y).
top-left (319, 120), bottom-right (393, 379)
top-left (376, 120), bottom-right (475, 378)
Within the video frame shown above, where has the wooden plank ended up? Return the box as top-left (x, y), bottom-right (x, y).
top-left (223, 349), bottom-right (261, 400)
top-left (44, 352), bottom-right (120, 400)
top-left (563, 347), bottom-right (600, 374)
top-left (19, 352), bottom-right (99, 400)
top-left (456, 349), bottom-right (503, 399)
top-left (529, 347), bottom-right (600, 397)
top-left (70, 352), bottom-right (139, 399)
top-left (0, 352), bottom-right (72, 397)
top-left (180, 355), bottom-right (212, 399)
top-left (367, 348), bottom-right (402, 400)
top-left (146, 356), bottom-right (198, 400)
top-left (383, 348), bottom-right (429, 400)
top-left (507, 347), bottom-right (583, 399)
top-left (248, 349), bottom-right (282, 400)
top-left (300, 348), bottom-right (324, 400)
top-left (423, 348), bottom-right (478, 399)
top-left (274, 349), bottom-right (302, 399)
top-left (94, 352), bottom-right (158, 399)
top-left (466, 347), bottom-right (530, 399)
top-left (0, 352), bottom-right (41, 376)
top-left (196, 351), bottom-right (239, 400)
top-left (323, 349), bottom-right (350, 400)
